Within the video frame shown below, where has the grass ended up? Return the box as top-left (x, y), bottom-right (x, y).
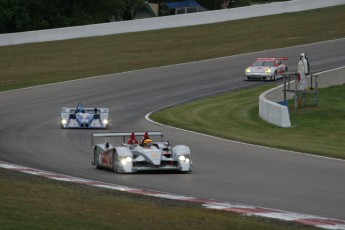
top-left (0, 168), bottom-right (315, 230)
top-left (151, 84), bottom-right (345, 159)
top-left (1, 5), bottom-right (345, 229)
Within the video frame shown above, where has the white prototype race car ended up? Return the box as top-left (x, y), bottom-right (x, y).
top-left (91, 131), bottom-right (192, 173)
top-left (60, 103), bottom-right (109, 129)
top-left (244, 57), bottom-right (288, 81)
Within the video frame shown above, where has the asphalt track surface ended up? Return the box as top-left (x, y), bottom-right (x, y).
top-left (1, 39), bottom-right (345, 220)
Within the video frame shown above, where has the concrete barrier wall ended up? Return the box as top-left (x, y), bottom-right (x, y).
top-left (259, 87), bottom-right (292, 127)
top-left (1, 0), bottom-right (345, 46)
top-left (259, 66), bottom-right (345, 128)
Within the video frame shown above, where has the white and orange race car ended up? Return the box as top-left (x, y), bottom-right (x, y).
top-left (244, 57), bottom-right (288, 81)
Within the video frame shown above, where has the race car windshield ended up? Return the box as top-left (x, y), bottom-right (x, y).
top-left (253, 61), bottom-right (275, 67)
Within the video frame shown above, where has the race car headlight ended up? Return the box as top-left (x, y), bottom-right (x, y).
top-left (61, 118), bottom-right (67, 125)
top-left (120, 156), bottom-right (132, 165)
top-left (265, 69), bottom-right (271, 74)
top-left (102, 119), bottom-right (109, 125)
top-left (245, 68), bottom-right (251, 73)
top-left (179, 155), bottom-right (190, 163)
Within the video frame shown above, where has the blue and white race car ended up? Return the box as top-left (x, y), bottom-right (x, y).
top-left (60, 103), bottom-right (109, 129)
top-left (92, 131), bottom-right (192, 173)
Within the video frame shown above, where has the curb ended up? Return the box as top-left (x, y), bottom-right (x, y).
top-left (1, 160), bottom-right (344, 229)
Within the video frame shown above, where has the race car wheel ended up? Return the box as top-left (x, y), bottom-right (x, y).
top-left (113, 152), bottom-right (119, 173)
top-left (94, 151), bottom-right (100, 169)
top-left (273, 71), bottom-right (277, 81)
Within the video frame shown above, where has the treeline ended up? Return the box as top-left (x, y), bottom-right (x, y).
top-left (0, 0), bottom-right (288, 34)
top-left (0, 0), bottom-right (142, 33)
top-left (148, 0), bottom-right (289, 11)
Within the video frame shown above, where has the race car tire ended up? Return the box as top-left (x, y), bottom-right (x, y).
top-left (113, 152), bottom-right (119, 173)
top-left (273, 71), bottom-right (277, 81)
top-left (94, 149), bottom-right (101, 169)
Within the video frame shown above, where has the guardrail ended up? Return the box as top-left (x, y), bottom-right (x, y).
top-left (1, 0), bottom-right (345, 46)
top-left (259, 66), bottom-right (345, 128)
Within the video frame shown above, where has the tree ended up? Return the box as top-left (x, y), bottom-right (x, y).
top-left (0, 0), bottom-right (131, 33)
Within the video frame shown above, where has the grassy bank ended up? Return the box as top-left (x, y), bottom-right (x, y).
top-left (0, 169), bottom-right (314, 230)
top-left (151, 84), bottom-right (345, 159)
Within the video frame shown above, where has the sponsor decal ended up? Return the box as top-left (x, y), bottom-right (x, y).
top-left (151, 153), bottom-right (158, 157)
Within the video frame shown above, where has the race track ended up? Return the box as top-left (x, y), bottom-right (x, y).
top-left (1, 39), bottom-right (345, 220)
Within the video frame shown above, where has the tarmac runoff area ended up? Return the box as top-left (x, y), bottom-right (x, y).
top-left (1, 160), bottom-right (345, 230)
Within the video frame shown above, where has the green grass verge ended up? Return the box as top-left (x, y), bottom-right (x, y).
top-left (151, 84), bottom-right (345, 159)
top-left (0, 168), bottom-right (315, 230)
top-left (1, 5), bottom-right (345, 229)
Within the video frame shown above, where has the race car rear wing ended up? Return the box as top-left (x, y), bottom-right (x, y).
top-left (61, 107), bottom-right (109, 114)
top-left (92, 131), bottom-right (163, 147)
top-left (256, 57), bottom-right (288, 61)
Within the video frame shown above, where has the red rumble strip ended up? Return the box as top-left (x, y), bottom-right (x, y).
top-left (1, 160), bottom-right (344, 230)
